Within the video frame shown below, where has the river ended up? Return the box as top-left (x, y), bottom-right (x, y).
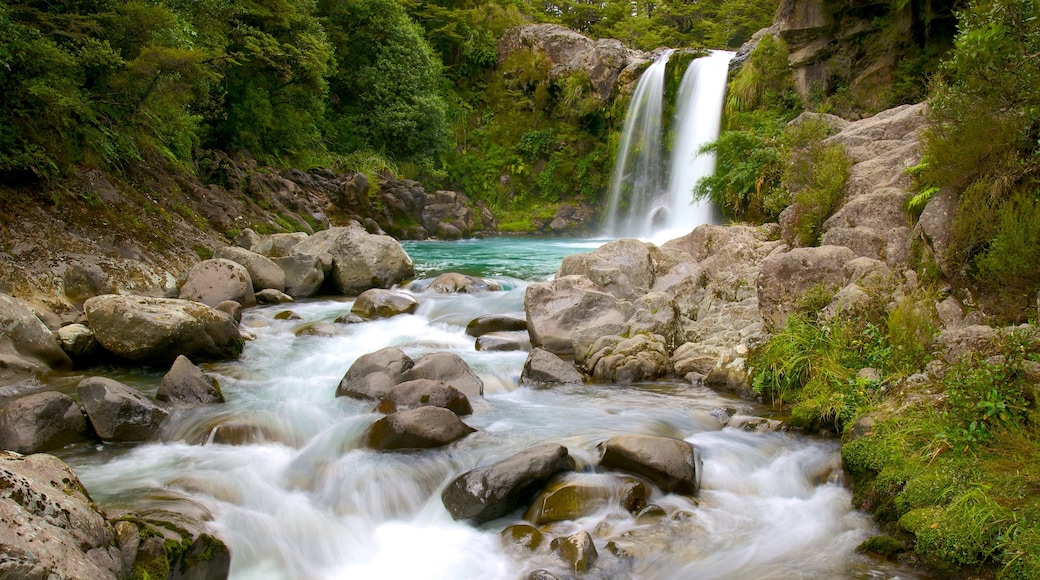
top-left (57, 238), bottom-right (924, 580)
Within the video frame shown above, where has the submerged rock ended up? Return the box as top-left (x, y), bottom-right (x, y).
top-left (426, 272), bottom-right (502, 294)
top-left (552, 530), bottom-right (599, 573)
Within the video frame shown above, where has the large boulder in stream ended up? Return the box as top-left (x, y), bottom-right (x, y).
top-left (441, 444), bottom-right (577, 523)
top-left (599, 434), bottom-right (702, 495)
top-left (287, 224), bottom-right (414, 296)
top-left (400, 352), bottom-right (484, 399)
top-left (363, 406), bottom-right (475, 450)
top-left (0, 451), bottom-right (124, 579)
top-left (525, 276), bottom-right (631, 356)
top-left (157, 355), bottom-right (225, 406)
top-left (77, 377), bottom-right (170, 442)
top-left (84, 295), bottom-right (244, 365)
top-left (336, 347), bottom-right (415, 400)
top-left (351, 289), bottom-right (419, 319)
top-left (213, 246), bottom-right (286, 292)
top-left (425, 272), bottom-right (502, 294)
top-left (178, 258), bottom-right (256, 308)
top-left (376, 379), bottom-right (473, 416)
top-left (0, 391), bottom-right (91, 454)
top-left (520, 348), bottom-right (584, 387)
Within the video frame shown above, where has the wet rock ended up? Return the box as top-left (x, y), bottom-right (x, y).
top-left (376, 379), bottom-right (473, 416)
top-left (120, 509), bottom-right (231, 580)
top-left (0, 451), bottom-right (123, 579)
top-left (214, 300), bottom-right (242, 323)
top-left (475, 331), bottom-right (531, 352)
top-left (179, 258), bottom-right (257, 308)
top-left (351, 289), bottom-right (419, 319)
top-left (401, 352), bottom-right (484, 399)
top-left (620, 477), bottom-right (650, 513)
top-left (441, 444), bottom-right (576, 523)
top-left (255, 289), bottom-right (294, 304)
top-left (527, 570), bottom-right (561, 580)
top-left (501, 524), bottom-right (545, 552)
top-left (525, 275), bottom-right (631, 355)
top-left (77, 377), bottom-right (170, 442)
top-left (336, 346), bottom-right (414, 400)
top-left (635, 504), bottom-right (667, 521)
top-left (271, 253), bottom-right (324, 298)
top-left (525, 476), bottom-right (611, 525)
top-left (520, 348), bottom-right (584, 387)
top-left (551, 530), bottom-right (598, 573)
top-left (599, 434), bottom-right (702, 495)
top-left (425, 272), bottom-right (502, 293)
top-left (274, 310), bottom-right (301, 320)
top-left (0, 391), bottom-right (91, 453)
top-left (334, 313), bottom-right (364, 324)
top-left (56, 322), bottom-right (98, 359)
top-left (213, 245), bottom-right (285, 292)
top-left (363, 406), bottom-right (476, 450)
top-left (586, 333), bottom-right (670, 383)
top-left (293, 322), bottom-right (339, 337)
top-left (288, 224), bottom-right (414, 296)
top-left (465, 315), bottom-right (528, 337)
top-left (84, 295), bottom-right (244, 364)
top-left (157, 355), bottom-right (225, 406)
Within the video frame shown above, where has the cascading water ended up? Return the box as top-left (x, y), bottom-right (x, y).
top-left (602, 50), bottom-right (673, 238)
top-left (659, 50), bottom-right (733, 240)
top-left (602, 50), bottom-right (734, 241)
top-left (54, 238), bottom-right (925, 580)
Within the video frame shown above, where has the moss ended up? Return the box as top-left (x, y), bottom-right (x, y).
top-left (856, 534), bottom-right (905, 556)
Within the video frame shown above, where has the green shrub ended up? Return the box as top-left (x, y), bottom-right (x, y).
top-left (783, 131), bottom-right (852, 246)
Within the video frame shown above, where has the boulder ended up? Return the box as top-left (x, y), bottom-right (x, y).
top-left (119, 509), bottom-right (231, 580)
top-left (84, 295), bottom-right (244, 364)
top-left (441, 444), bottom-right (576, 523)
top-left (586, 333), bottom-right (670, 383)
top-left (465, 315), bottom-right (528, 337)
top-left (757, 245), bottom-right (858, 331)
top-left (552, 531), bottom-right (598, 573)
top-left (914, 187), bottom-right (959, 278)
top-left (214, 300), bottom-right (242, 323)
top-left (376, 379), bottom-right (473, 416)
top-left (0, 293), bottom-right (72, 380)
top-left (255, 289), bottom-right (294, 305)
top-left (213, 246), bottom-right (285, 292)
top-left (77, 377), bottom-right (170, 442)
top-left (288, 225), bottom-right (414, 296)
top-left (157, 355), bottom-right (225, 406)
top-left (400, 352), bottom-right (484, 399)
top-left (520, 348), bottom-right (584, 387)
top-left (525, 276), bottom-right (631, 355)
top-left (0, 451), bottom-right (123, 579)
top-left (0, 391), bottom-right (91, 453)
top-left (251, 232), bottom-right (309, 258)
top-left (294, 322), bottom-right (339, 337)
top-left (558, 238), bottom-right (657, 301)
top-left (475, 331), bottom-right (531, 352)
top-left (178, 258), bottom-right (256, 308)
top-left (56, 323), bottom-right (98, 359)
top-left (501, 524), bottom-right (545, 553)
top-left (425, 273), bottom-right (502, 294)
top-left (363, 406), bottom-right (476, 450)
top-left (599, 434), bottom-right (702, 495)
top-left (524, 477), bottom-right (612, 525)
top-left (271, 253), bottom-right (324, 298)
top-left (336, 347), bottom-right (414, 400)
top-left (351, 289), bottom-right (419, 319)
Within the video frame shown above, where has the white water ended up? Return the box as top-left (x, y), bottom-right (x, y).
top-left (55, 239), bottom-right (923, 580)
top-left (602, 50), bottom-right (673, 238)
top-left (656, 50), bottom-right (734, 243)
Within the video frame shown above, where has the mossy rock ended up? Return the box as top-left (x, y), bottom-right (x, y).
top-left (501, 524), bottom-right (545, 552)
top-left (525, 479), bottom-right (610, 525)
top-left (855, 534), bottom-right (905, 557)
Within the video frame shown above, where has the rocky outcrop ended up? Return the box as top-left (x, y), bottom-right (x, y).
top-left (77, 377), bottom-right (170, 442)
top-left (375, 179), bottom-right (495, 240)
top-left (497, 24), bottom-right (648, 100)
top-left (84, 295), bottom-right (244, 364)
top-left (441, 444), bottom-right (577, 523)
top-left (526, 276), bottom-right (632, 355)
top-left (0, 391), bottom-right (91, 454)
top-left (363, 406), bottom-right (476, 450)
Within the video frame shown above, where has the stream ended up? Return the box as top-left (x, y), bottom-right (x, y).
top-left (56, 238), bottom-right (924, 579)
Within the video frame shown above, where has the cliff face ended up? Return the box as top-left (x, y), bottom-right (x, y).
top-left (776, 0), bottom-right (958, 113)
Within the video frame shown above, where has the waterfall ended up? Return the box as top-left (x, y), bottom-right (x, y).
top-left (601, 49), bottom-right (673, 238)
top-left (602, 50), bottom-right (734, 241)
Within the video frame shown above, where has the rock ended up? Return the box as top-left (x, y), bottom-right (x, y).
top-left (84, 295), bottom-right (244, 364)
top-left (274, 310), bottom-right (301, 320)
top-left (77, 377), bottom-right (170, 442)
top-left (233, 228), bottom-right (261, 251)
top-left (214, 300), bottom-right (242, 323)
top-left (213, 246), bottom-right (285, 292)
top-left (936, 325), bottom-right (999, 363)
top-left (336, 347), bottom-right (414, 400)
top-left (294, 322), bottom-right (339, 337)
top-left (525, 276), bottom-right (631, 355)
top-left (0, 451), bottom-right (123, 579)
top-left (0, 391), bottom-right (91, 453)
top-left (520, 348), bottom-right (584, 387)
top-left (288, 224), bottom-right (414, 296)
top-left (465, 315), bottom-right (528, 337)
top-left (441, 444), bottom-right (576, 523)
top-left (421, 190), bottom-right (484, 239)
top-left (475, 331), bottom-right (531, 352)
top-left (56, 323), bottom-right (98, 359)
top-left (425, 272), bottom-right (502, 293)
top-left (375, 379), bottom-right (473, 416)
top-left (122, 509), bottom-right (231, 580)
top-left (400, 352), bottom-right (484, 399)
top-left (255, 289), bottom-right (294, 304)
top-left (525, 477), bottom-right (611, 525)
top-left (501, 524), bottom-right (545, 552)
top-left (757, 245), bottom-right (858, 331)
top-left (157, 355), bottom-right (225, 406)
top-left (914, 187), bottom-right (959, 278)
top-left (351, 289), bottom-right (419, 319)
top-left (178, 258), bottom-right (257, 308)
top-left (271, 253), bottom-right (324, 298)
top-left (251, 232), bottom-right (309, 258)
top-left (334, 313), bottom-right (364, 324)
top-left (586, 333), bottom-right (670, 383)
top-left (0, 293), bottom-right (72, 380)
top-left (363, 406), bottom-right (476, 450)
top-left (559, 238), bottom-right (657, 301)
top-left (599, 434), bottom-right (702, 495)
top-left (552, 531), bottom-right (598, 573)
